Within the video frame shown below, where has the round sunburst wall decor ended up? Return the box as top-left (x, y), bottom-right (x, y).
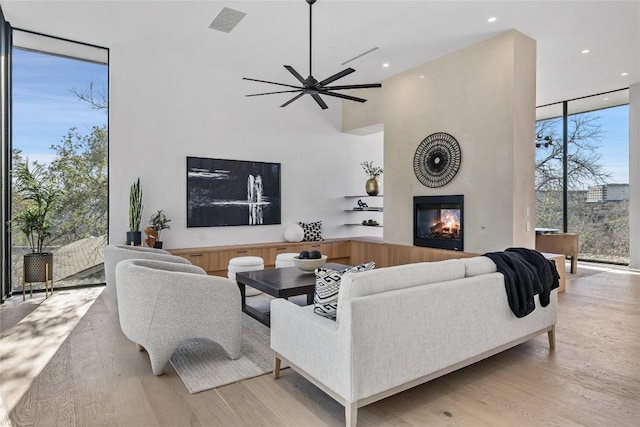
top-left (413, 132), bottom-right (462, 188)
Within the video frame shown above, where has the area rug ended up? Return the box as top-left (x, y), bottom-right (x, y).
top-left (170, 312), bottom-right (276, 394)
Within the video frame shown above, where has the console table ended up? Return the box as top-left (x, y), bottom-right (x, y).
top-left (535, 233), bottom-right (578, 274)
top-left (170, 238), bottom-right (566, 292)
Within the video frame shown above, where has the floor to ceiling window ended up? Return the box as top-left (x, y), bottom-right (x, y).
top-left (535, 89), bottom-right (630, 264)
top-left (10, 31), bottom-right (108, 293)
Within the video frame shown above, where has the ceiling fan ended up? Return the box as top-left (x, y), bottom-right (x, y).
top-left (243, 0), bottom-right (382, 110)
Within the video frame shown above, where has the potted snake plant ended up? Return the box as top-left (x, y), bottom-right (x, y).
top-left (126, 177), bottom-right (143, 245)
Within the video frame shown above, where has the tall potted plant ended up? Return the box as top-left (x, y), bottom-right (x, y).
top-left (148, 209), bottom-right (171, 249)
top-left (126, 177), bottom-right (143, 245)
top-left (11, 159), bottom-right (62, 285)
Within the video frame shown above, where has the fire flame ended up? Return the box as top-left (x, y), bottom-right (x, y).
top-left (443, 214), bottom-right (459, 231)
top-left (429, 213), bottom-right (460, 239)
top-left (434, 214), bottom-right (460, 232)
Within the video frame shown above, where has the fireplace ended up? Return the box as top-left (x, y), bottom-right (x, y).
top-left (413, 195), bottom-right (463, 251)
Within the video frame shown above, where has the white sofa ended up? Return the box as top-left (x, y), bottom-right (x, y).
top-left (270, 257), bottom-right (557, 427)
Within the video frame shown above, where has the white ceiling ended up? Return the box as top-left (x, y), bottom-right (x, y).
top-left (1, 0), bottom-right (638, 110)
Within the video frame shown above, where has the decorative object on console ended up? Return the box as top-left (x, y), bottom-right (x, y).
top-left (313, 262), bottom-right (375, 320)
top-left (361, 160), bottom-right (383, 196)
top-left (298, 220), bottom-right (324, 241)
top-left (127, 177), bottom-right (143, 245)
top-left (187, 157), bottom-right (281, 227)
top-left (361, 219), bottom-right (379, 226)
top-left (284, 223), bottom-right (304, 242)
top-left (148, 209), bottom-right (171, 249)
top-left (242, 0), bottom-right (381, 110)
top-left (144, 227), bottom-right (159, 248)
top-left (292, 254), bottom-right (328, 274)
top-left (413, 132), bottom-right (461, 188)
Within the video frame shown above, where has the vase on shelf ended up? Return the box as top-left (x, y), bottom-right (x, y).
top-left (366, 178), bottom-right (379, 196)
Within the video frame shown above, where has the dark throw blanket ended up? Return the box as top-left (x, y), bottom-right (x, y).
top-left (483, 248), bottom-right (560, 318)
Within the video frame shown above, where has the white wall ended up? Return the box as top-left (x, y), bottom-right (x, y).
top-left (108, 38), bottom-right (383, 249)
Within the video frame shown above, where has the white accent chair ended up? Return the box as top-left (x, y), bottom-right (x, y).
top-left (227, 256), bottom-right (264, 296)
top-left (116, 259), bottom-right (242, 375)
top-left (104, 244), bottom-right (191, 303)
top-left (275, 253), bottom-right (298, 268)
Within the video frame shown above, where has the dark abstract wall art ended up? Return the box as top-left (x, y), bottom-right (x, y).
top-left (187, 157), bottom-right (281, 227)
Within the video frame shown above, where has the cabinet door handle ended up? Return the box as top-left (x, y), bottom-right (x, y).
top-left (236, 250), bottom-right (248, 254)
top-left (190, 254), bottom-right (203, 257)
top-left (276, 247), bottom-right (287, 250)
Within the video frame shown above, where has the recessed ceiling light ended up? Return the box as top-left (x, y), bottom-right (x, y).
top-left (581, 49), bottom-right (590, 54)
top-left (419, 75), bottom-right (425, 79)
top-left (621, 72), bottom-right (629, 76)
top-left (487, 17), bottom-right (497, 23)
top-left (603, 97), bottom-right (610, 101)
top-left (382, 63), bottom-right (390, 68)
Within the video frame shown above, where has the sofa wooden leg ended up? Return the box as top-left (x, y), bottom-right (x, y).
top-left (547, 325), bottom-right (556, 350)
top-left (345, 402), bottom-right (357, 427)
top-left (274, 355), bottom-right (281, 379)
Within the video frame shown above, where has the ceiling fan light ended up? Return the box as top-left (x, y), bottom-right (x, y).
top-left (242, 0), bottom-right (381, 110)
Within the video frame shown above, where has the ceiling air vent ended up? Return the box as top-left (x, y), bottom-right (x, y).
top-left (209, 7), bottom-right (246, 33)
top-left (341, 47), bottom-right (379, 65)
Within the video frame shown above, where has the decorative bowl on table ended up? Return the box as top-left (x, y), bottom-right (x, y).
top-left (292, 255), bottom-right (328, 274)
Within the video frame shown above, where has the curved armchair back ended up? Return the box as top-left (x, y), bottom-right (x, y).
top-left (104, 244), bottom-right (190, 302)
top-left (115, 259), bottom-right (242, 375)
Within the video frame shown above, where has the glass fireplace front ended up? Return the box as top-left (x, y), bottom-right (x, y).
top-left (414, 195), bottom-right (464, 251)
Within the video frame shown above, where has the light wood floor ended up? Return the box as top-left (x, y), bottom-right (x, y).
top-left (1, 262), bottom-right (639, 427)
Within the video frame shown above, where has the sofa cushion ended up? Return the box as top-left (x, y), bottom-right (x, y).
top-left (463, 256), bottom-right (497, 277)
top-left (314, 262), bottom-right (375, 320)
top-left (298, 221), bottom-right (324, 241)
top-left (336, 259), bottom-right (466, 322)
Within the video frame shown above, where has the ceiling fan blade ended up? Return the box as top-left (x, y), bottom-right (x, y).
top-left (246, 89), bottom-right (303, 97)
top-left (243, 77), bottom-right (301, 90)
top-left (316, 68), bottom-right (355, 87)
top-left (280, 92), bottom-right (305, 108)
top-left (311, 94), bottom-right (328, 110)
top-left (319, 90), bottom-right (367, 103)
top-left (323, 83), bottom-right (382, 90)
top-left (284, 65), bottom-right (307, 85)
